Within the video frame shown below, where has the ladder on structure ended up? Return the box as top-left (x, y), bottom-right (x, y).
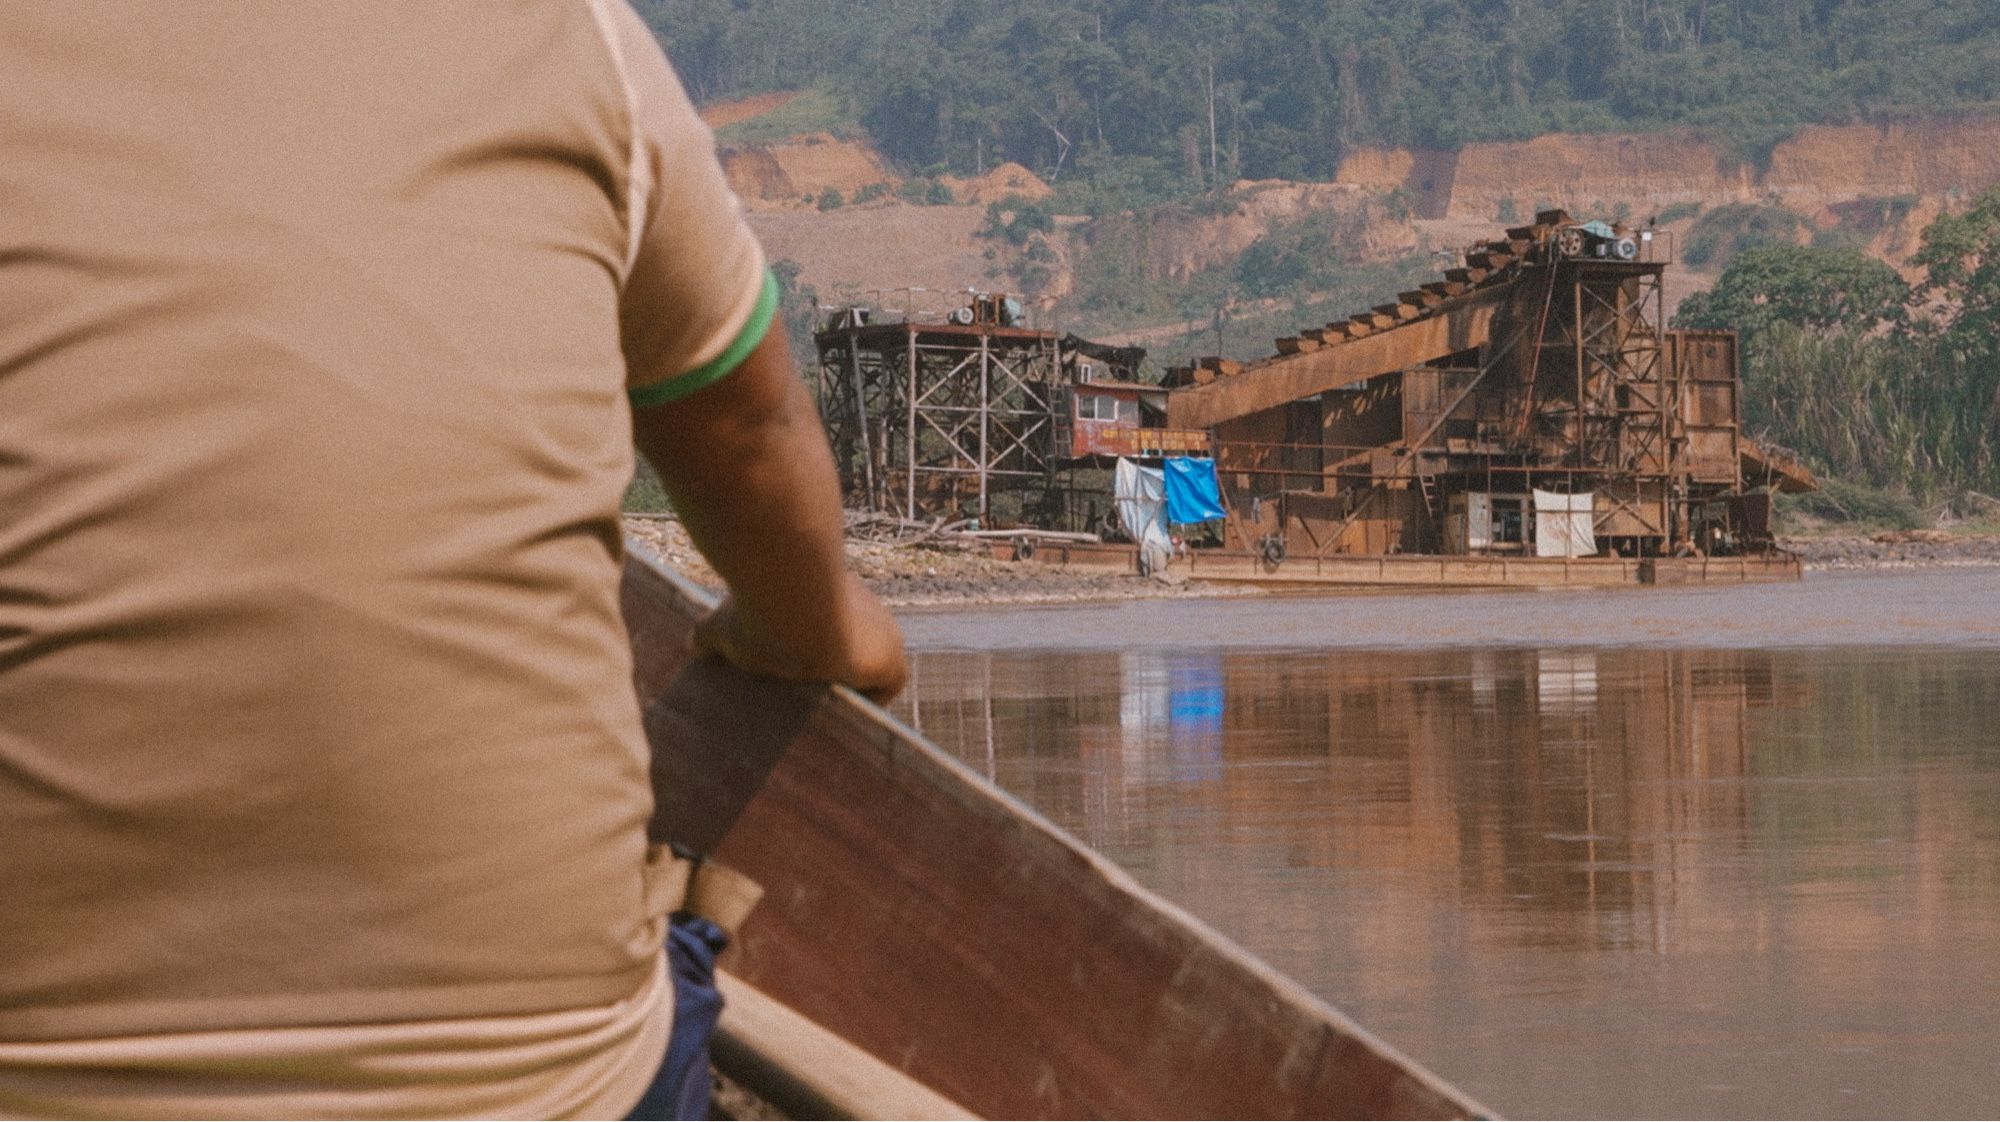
top-left (1416, 473), bottom-right (1442, 551)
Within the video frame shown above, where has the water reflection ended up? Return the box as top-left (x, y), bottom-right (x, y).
top-left (894, 646), bottom-right (2000, 1119)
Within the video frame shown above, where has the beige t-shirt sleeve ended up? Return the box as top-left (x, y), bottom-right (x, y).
top-left (601, 0), bottom-right (772, 406)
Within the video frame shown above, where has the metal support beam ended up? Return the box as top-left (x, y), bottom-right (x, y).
top-left (814, 317), bottom-right (1067, 523)
top-left (1167, 285), bottom-right (1511, 430)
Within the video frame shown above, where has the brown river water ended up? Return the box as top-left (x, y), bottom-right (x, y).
top-left (890, 569), bottom-right (2000, 1119)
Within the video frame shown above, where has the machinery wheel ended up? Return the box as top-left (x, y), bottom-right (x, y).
top-left (1259, 534), bottom-right (1287, 567)
top-left (1555, 226), bottom-right (1586, 258)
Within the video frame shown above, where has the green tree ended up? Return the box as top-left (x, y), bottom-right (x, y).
top-left (1692, 197), bottom-right (2000, 503)
top-left (1675, 244), bottom-right (1907, 342)
top-left (637, 0), bottom-right (2000, 193)
top-left (1911, 185), bottom-right (2000, 351)
top-left (980, 197), bottom-right (1056, 246)
top-left (1680, 203), bottom-right (1803, 268)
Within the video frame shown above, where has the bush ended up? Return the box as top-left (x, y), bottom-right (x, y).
top-left (1738, 323), bottom-right (1997, 503)
top-left (1683, 203), bottom-right (1801, 268)
top-left (1779, 478), bottom-right (1926, 531)
top-left (1233, 208), bottom-right (1390, 299)
top-left (979, 196), bottom-right (1055, 245)
top-left (896, 177), bottom-right (956, 206)
top-left (623, 461), bottom-right (670, 513)
top-left (1015, 262), bottom-right (1053, 293)
top-left (1052, 149), bottom-right (1195, 217)
top-left (816, 187), bottom-right (844, 210)
top-left (1187, 189), bottom-right (1239, 218)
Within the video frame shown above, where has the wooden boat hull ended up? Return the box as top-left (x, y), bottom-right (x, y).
top-left (623, 547), bottom-right (1488, 1119)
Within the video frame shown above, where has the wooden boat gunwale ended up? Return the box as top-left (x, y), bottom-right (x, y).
top-left (624, 544), bottom-right (1494, 1120)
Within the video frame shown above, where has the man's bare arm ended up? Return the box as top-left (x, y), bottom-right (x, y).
top-left (631, 326), bottom-right (906, 703)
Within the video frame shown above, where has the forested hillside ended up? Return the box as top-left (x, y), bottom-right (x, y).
top-left (636, 0), bottom-right (1999, 195)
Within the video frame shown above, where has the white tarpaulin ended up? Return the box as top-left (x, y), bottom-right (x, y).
top-left (1113, 457), bottom-right (1175, 574)
top-left (1533, 489), bottom-right (1596, 558)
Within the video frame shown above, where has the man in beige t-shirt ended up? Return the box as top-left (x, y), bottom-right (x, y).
top-left (0, 3), bottom-right (903, 1117)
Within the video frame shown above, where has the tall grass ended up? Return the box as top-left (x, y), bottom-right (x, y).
top-left (1744, 323), bottom-right (2000, 503)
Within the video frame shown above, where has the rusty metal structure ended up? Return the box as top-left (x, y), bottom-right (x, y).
top-left (1165, 210), bottom-right (1814, 561)
top-left (815, 292), bottom-right (1058, 523)
top-left (814, 292), bottom-right (1201, 524)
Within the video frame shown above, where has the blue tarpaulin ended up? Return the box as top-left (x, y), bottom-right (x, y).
top-left (1162, 457), bottom-right (1226, 524)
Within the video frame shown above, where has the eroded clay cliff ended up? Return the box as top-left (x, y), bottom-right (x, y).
top-left (1336, 117), bottom-right (2000, 263)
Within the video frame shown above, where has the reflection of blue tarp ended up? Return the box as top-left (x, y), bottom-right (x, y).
top-left (1167, 656), bottom-right (1225, 784)
top-left (1163, 457), bottom-right (1226, 524)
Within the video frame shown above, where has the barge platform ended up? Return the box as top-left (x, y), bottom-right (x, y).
top-left (983, 537), bottom-right (1803, 587)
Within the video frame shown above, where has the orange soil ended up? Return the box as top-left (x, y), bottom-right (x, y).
top-left (720, 133), bottom-right (898, 208)
top-left (697, 90), bottom-right (801, 130)
top-left (748, 204), bottom-right (996, 301)
top-left (941, 163), bottom-right (1053, 205)
top-left (1335, 116), bottom-right (2000, 265)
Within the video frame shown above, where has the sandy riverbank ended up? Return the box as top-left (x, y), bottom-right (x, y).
top-left (625, 516), bottom-right (2000, 608)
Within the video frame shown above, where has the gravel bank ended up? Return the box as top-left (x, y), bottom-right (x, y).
top-left (626, 518), bottom-right (2000, 609)
top-left (1780, 533), bottom-right (2000, 571)
top-left (622, 515), bottom-right (1251, 608)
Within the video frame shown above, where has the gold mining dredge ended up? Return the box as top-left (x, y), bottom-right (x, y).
top-left (813, 210), bottom-right (1815, 586)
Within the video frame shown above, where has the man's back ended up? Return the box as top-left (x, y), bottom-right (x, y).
top-left (0, 3), bottom-right (765, 1114)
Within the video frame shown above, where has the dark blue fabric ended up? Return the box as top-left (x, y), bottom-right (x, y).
top-left (1163, 457), bottom-right (1226, 524)
top-left (626, 915), bottom-right (730, 1121)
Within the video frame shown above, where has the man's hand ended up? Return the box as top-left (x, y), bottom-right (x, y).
top-left (691, 572), bottom-right (906, 704)
top-left (633, 323), bottom-right (908, 704)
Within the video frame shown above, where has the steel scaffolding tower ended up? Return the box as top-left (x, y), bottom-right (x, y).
top-left (814, 311), bottom-right (1064, 523)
